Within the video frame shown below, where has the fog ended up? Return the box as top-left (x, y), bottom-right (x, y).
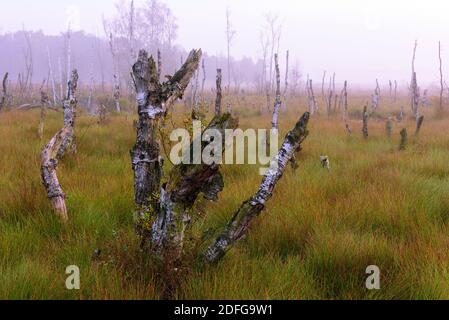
top-left (1, 0), bottom-right (449, 88)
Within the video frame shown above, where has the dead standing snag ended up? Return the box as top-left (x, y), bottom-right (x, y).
top-left (130, 49), bottom-right (202, 238)
top-left (40, 70), bottom-right (79, 221)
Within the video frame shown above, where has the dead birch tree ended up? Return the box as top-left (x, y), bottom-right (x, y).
top-left (226, 7), bottom-right (236, 94)
top-left (341, 81), bottom-right (352, 135)
top-left (38, 80), bottom-right (50, 139)
top-left (205, 112), bottom-right (310, 263)
top-left (362, 105), bottom-right (369, 139)
top-left (271, 54), bottom-right (281, 131)
top-left (306, 78), bottom-right (317, 115)
top-left (371, 79), bottom-right (380, 111)
top-left (282, 50), bottom-right (289, 109)
top-left (46, 46), bottom-right (57, 105)
top-left (41, 70), bottom-right (78, 221)
top-left (411, 40), bottom-right (420, 119)
top-left (108, 32), bottom-right (121, 113)
top-left (215, 69), bottom-right (223, 117)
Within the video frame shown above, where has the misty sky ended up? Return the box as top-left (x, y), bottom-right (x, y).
top-left (2, 0), bottom-right (449, 88)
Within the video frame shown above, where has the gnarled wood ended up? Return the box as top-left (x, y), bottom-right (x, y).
top-left (151, 113), bottom-right (239, 260)
top-left (205, 112), bottom-right (310, 263)
top-left (131, 49), bottom-right (202, 236)
top-left (41, 70), bottom-right (78, 221)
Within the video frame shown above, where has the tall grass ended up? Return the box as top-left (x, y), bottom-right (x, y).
top-left (1, 99), bottom-right (449, 300)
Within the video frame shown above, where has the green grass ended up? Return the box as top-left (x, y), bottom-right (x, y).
top-left (1, 101), bottom-right (449, 300)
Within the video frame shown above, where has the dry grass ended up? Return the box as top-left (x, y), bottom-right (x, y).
top-left (1, 96), bottom-right (449, 300)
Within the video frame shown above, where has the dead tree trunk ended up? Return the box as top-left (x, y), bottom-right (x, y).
top-left (152, 113), bottom-right (238, 260)
top-left (0, 72), bottom-right (8, 111)
top-left (399, 128), bottom-right (408, 151)
top-left (282, 50), bottom-right (289, 110)
top-left (215, 69), bottom-right (223, 117)
top-left (38, 80), bottom-right (49, 139)
top-left (342, 81), bottom-right (352, 135)
top-left (307, 79), bottom-right (317, 115)
top-left (205, 112), bottom-right (310, 263)
top-left (362, 105), bottom-right (369, 139)
top-left (415, 115), bottom-right (424, 136)
top-left (130, 49), bottom-right (201, 239)
top-left (41, 70), bottom-right (78, 221)
top-left (271, 54), bottom-right (281, 131)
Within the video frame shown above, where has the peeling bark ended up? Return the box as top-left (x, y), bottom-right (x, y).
top-left (130, 49), bottom-right (202, 237)
top-left (205, 112), bottom-right (310, 264)
top-left (40, 70), bottom-right (78, 221)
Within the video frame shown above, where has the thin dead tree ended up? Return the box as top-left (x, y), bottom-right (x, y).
top-left (341, 81), bottom-right (352, 135)
top-left (371, 79), bottom-right (380, 111)
top-left (411, 40), bottom-right (420, 119)
top-left (415, 115), bottom-right (424, 136)
top-left (321, 71), bottom-right (327, 106)
top-left (205, 112), bottom-right (310, 263)
top-left (0, 72), bottom-right (8, 111)
top-left (439, 41), bottom-right (444, 110)
top-left (226, 7), bottom-right (236, 94)
top-left (108, 32), bottom-right (121, 113)
top-left (282, 50), bottom-right (289, 109)
top-left (46, 46), bottom-right (57, 105)
top-left (41, 70), bottom-right (78, 221)
top-left (362, 105), bottom-right (369, 139)
top-left (399, 128), bottom-right (408, 151)
top-left (306, 78), bottom-right (317, 115)
top-left (215, 69), bottom-right (223, 116)
top-left (38, 80), bottom-right (50, 139)
top-left (201, 59), bottom-right (206, 101)
top-left (271, 54), bottom-right (282, 131)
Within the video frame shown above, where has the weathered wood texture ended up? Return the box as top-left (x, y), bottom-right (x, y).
top-left (41, 70), bottom-right (78, 221)
top-left (205, 112), bottom-right (310, 263)
top-left (130, 49), bottom-right (201, 235)
top-left (152, 113), bottom-right (238, 259)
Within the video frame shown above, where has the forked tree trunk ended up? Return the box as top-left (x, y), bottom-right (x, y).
top-left (130, 49), bottom-right (201, 240)
top-left (41, 70), bottom-right (78, 221)
top-left (205, 112), bottom-right (310, 263)
top-left (152, 113), bottom-right (238, 260)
